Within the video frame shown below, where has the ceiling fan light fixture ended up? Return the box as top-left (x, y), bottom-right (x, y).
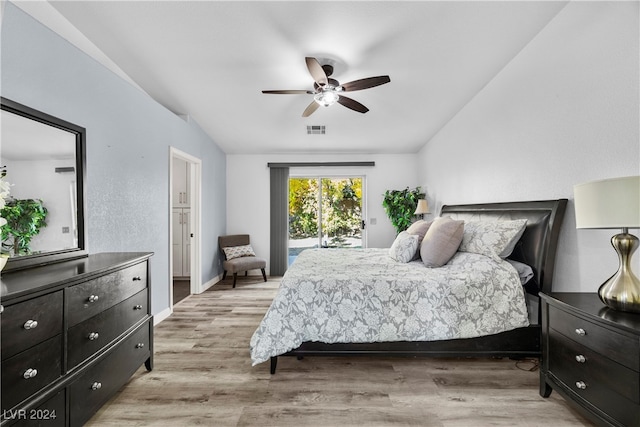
top-left (314, 86), bottom-right (340, 107)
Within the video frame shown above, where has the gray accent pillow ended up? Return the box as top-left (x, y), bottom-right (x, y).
top-left (458, 219), bottom-right (528, 261)
top-left (223, 244), bottom-right (256, 260)
top-left (405, 219), bottom-right (434, 260)
top-left (389, 231), bottom-right (420, 263)
top-left (507, 259), bottom-right (534, 285)
top-left (420, 217), bottom-right (464, 268)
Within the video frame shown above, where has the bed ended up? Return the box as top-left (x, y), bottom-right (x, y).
top-left (251, 199), bottom-right (567, 374)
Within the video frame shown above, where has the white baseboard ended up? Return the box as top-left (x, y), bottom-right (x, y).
top-left (155, 273), bottom-right (224, 325)
top-left (153, 307), bottom-right (172, 325)
top-left (198, 274), bottom-right (222, 293)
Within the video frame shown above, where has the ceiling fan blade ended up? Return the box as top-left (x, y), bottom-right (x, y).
top-left (262, 90), bottom-right (313, 94)
top-left (305, 57), bottom-right (328, 86)
top-left (341, 76), bottom-right (391, 92)
top-left (302, 101), bottom-right (320, 117)
top-left (337, 95), bottom-right (369, 114)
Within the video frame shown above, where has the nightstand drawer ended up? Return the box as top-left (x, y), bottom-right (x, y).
top-left (549, 305), bottom-right (639, 371)
top-left (67, 261), bottom-right (147, 327)
top-left (1, 291), bottom-right (63, 360)
top-left (549, 328), bottom-right (639, 403)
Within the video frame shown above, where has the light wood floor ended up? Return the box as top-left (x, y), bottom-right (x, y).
top-left (87, 276), bottom-right (595, 427)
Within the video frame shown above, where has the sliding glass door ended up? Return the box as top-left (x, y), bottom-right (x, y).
top-left (288, 177), bottom-right (363, 264)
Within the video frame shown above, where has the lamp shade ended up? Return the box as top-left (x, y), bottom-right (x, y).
top-left (414, 199), bottom-right (430, 215)
top-left (574, 176), bottom-right (640, 229)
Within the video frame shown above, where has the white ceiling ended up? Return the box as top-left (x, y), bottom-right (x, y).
top-left (28, 1), bottom-right (568, 155)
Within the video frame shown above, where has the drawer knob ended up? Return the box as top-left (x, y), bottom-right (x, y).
top-left (575, 381), bottom-right (587, 390)
top-left (132, 276), bottom-right (142, 281)
top-left (574, 328), bottom-right (586, 336)
top-left (133, 304), bottom-right (144, 310)
top-left (23, 368), bottom-right (38, 379)
top-left (88, 332), bottom-right (100, 341)
top-left (135, 343), bottom-right (145, 349)
top-left (88, 294), bottom-right (99, 303)
top-left (575, 354), bottom-right (586, 363)
top-left (23, 320), bottom-right (39, 330)
top-left (0, 304), bottom-right (4, 314)
top-left (91, 382), bottom-right (102, 390)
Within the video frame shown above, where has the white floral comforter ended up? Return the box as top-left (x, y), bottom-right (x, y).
top-left (250, 248), bottom-right (529, 365)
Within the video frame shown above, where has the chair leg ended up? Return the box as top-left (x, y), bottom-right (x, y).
top-left (261, 268), bottom-right (267, 282)
top-left (222, 270), bottom-right (227, 280)
top-left (233, 273), bottom-right (237, 288)
top-left (245, 271), bottom-right (248, 276)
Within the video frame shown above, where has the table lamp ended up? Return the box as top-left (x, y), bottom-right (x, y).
top-left (414, 199), bottom-right (430, 220)
top-left (574, 176), bottom-right (640, 313)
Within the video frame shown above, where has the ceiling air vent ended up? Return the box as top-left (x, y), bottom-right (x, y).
top-left (306, 125), bottom-right (326, 135)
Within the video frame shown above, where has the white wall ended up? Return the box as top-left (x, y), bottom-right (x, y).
top-left (227, 153), bottom-right (419, 274)
top-left (417, 1), bottom-right (639, 292)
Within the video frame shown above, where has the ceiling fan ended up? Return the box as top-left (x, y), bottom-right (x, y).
top-left (262, 57), bottom-right (391, 117)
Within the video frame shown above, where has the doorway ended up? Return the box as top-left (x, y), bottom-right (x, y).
top-left (288, 176), bottom-right (364, 264)
top-left (170, 148), bottom-right (202, 306)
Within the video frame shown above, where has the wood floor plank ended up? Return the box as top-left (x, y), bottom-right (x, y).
top-left (86, 277), bottom-right (595, 427)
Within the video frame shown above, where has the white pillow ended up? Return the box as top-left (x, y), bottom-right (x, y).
top-left (389, 231), bottom-right (419, 263)
top-left (458, 219), bottom-right (527, 261)
top-left (223, 244), bottom-right (256, 260)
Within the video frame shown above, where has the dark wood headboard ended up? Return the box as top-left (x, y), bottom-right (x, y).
top-left (440, 199), bottom-right (568, 295)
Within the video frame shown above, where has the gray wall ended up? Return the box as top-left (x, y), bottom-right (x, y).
top-left (1, 3), bottom-right (227, 315)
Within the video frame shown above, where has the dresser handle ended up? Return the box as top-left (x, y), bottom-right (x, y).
top-left (575, 381), bottom-right (587, 390)
top-left (574, 328), bottom-right (586, 336)
top-left (133, 304), bottom-right (143, 310)
top-left (23, 320), bottom-right (39, 330)
top-left (132, 276), bottom-right (142, 281)
top-left (88, 294), bottom-right (99, 303)
top-left (23, 368), bottom-right (38, 379)
top-left (575, 355), bottom-right (586, 363)
top-left (91, 382), bottom-right (102, 390)
top-left (135, 343), bottom-right (145, 349)
top-left (0, 304), bottom-right (4, 314)
top-left (88, 332), bottom-right (100, 341)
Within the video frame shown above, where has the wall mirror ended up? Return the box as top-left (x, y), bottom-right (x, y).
top-left (1, 97), bottom-right (87, 271)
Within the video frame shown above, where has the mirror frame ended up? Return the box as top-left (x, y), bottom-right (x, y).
top-left (1, 97), bottom-right (87, 271)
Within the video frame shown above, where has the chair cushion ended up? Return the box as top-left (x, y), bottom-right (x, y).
top-left (223, 256), bottom-right (266, 274)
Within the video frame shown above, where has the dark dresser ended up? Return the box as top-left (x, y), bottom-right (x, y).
top-left (540, 292), bottom-right (640, 427)
top-left (0, 252), bottom-right (153, 426)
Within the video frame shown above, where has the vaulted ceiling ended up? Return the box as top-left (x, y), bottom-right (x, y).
top-left (23, 1), bottom-right (568, 154)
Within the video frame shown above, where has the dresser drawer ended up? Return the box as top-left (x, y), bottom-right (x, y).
top-left (548, 305), bottom-right (639, 371)
top-left (1, 335), bottom-right (62, 412)
top-left (0, 389), bottom-right (65, 427)
top-left (549, 328), bottom-right (639, 403)
top-left (67, 289), bottom-right (148, 370)
top-left (67, 261), bottom-right (147, 327)
top-left (68, 322), bottom-right (150, 427)
top-left (1, 291), bottom-right (63, 360)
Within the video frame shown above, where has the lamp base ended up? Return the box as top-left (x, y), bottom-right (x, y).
top-left (598, 231), bottom-right (640, 314)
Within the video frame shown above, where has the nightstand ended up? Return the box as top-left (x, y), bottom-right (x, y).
top-left (539, 292), bottom-right (640, 427)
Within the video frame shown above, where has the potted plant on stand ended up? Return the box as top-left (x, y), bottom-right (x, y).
top-left (382, 186), bottom-right (425, 234)
top-left (0, 169), bottom-right (9, 270)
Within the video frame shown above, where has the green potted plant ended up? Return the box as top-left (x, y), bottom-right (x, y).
top-left (1, 198), bottom-right (48, 256)
top-left (382, 186), bottom-right (425, 234)
top-left (0, 169), bottom-right (9, 269)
